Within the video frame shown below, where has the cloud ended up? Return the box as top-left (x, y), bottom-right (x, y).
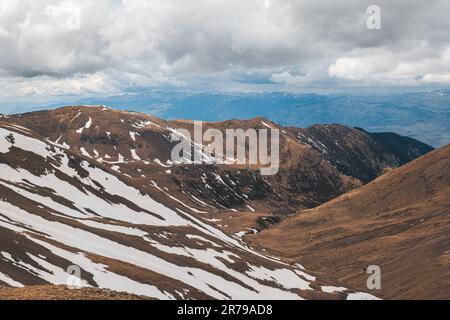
top-left (421, 73), bottom-right (450, 84)
top-left (328, 45), bottom-right (450, 86)
top-left (0, 72), bottom-right (117, 97)
top-left (0, 0), bottom-right (449, 98)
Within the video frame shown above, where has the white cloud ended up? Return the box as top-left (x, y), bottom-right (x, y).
top-left (328, 45), bottom-right (450, 85)
top-left (44, 1), bottom-right (81, 30)
top-left (420, 73), bottom-right (450, 84)
top-left (329, 57), bottom-right (374, 81)
top-left (0, 0), bottom-right (449, 98)
top-left (0, 73), bottom-right (117, 97)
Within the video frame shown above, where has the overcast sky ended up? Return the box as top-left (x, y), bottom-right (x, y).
top-left (0, 0), bottom-right (449, 101)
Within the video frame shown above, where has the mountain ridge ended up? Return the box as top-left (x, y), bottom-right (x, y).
top-left (6, 106), bottom-right (433, 212)
top-left (13, 89), bottom-right (448, 147)
top-left (0, 113), bottom-right (381, 299)
top-left (0, 105), bottom-right (441, 299)
top-left (249, 144), bottom-right (450, 299)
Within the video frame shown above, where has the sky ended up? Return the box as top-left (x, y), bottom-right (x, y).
top-left (0, 0), bottom-right (449, 105)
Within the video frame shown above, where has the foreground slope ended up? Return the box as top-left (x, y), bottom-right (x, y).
top-left (250, 145), bottom-right (450, 299)
top-left (0, 120), bottom-right (377, 299)
top-left (0, 285), bottom-right (146, 300)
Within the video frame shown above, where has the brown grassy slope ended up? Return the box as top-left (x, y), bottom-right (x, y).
top-left (249, 144), bottom-right (450, 299)
top-left (0, 285), bottom-right (147, 300)
top-left (8, 106), bottom-right (432, 213)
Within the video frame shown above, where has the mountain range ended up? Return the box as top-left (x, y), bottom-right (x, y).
top-left (11, 89), bottom-right (449, 148)
top-left (0, 105), bottom-right (447, 299)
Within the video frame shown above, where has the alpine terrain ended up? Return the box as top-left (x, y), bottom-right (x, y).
top-left (0, 106), bottom-right (440, 300)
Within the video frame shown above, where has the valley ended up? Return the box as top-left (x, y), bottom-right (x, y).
top-left (0, 105), bottom-right (446, 300)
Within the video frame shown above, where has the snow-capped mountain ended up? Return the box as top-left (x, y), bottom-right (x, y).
top-left (0, 106), bottom-right (433, 299)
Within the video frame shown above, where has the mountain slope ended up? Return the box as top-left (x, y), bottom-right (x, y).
top-left (249, 145), bottom-right (450, 299)
top-left (0, 106), bottom-right (435, 299)
top-left (0, 120), bottom-right (377, 299)
top-left (7, 106), bottom-right (432, 214)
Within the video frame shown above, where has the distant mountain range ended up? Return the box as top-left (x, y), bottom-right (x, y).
top-left (13, 89), bottom-right (449, 148)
